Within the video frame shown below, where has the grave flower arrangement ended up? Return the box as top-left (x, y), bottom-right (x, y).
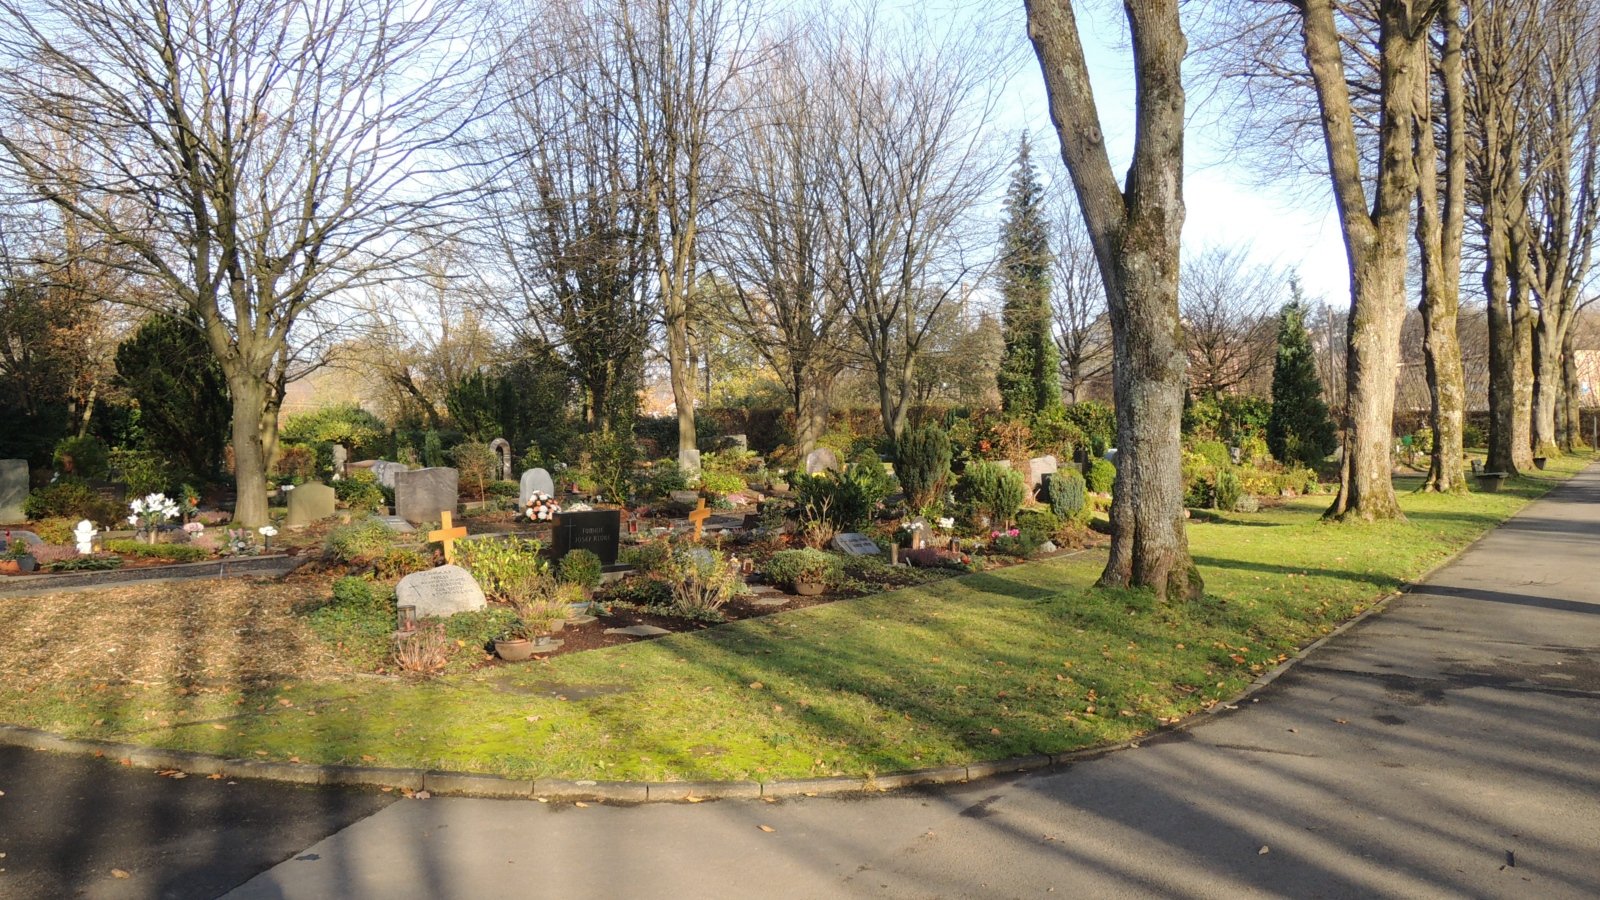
top-left (258, 524), bottom-right (278, 551)
top-left (223, 528), bottom-right (259, 556)
top-left (127, 493), bottom-right (182, 543)
top-left (524, 491), bottom-right (560, 522)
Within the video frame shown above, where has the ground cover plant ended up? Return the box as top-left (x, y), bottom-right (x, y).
top-left (0, 456), bottom-right (1586, 783)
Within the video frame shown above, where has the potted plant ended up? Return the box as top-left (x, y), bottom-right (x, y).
top-left (495, 577), bottom-right (568, 660)
top-left (764, 548), bottom-right (842, 596)
top-left (0, 542), bottom-right (36, 574)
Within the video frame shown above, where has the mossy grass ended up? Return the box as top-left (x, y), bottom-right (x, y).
top-left (1, 454), bottom-right (1588, 782)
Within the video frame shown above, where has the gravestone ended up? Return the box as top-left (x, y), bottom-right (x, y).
top-left (668, 490), bottom-right (701, 507)
top-left (1102, 448), bottom-right (1119, 467)
top-left (519, 468), bottom-right (556, 507)
top-left (804, 448), bottom-right (839, 475)
top-left (331, 444), bottom-right (348, 478)
top-left (681, 448), bottom-right (702, 475)
top-left (1026, 455), bottom-right (1058, 499)
top-left (722, 434), bottom-right (748, 452)
top-left (2, 529), bottom-right (42, 548)
top-left (489, 438), bottom-right (513, 481)
top-left (394, 467), bottom-right (459, 525)
top-left (552, 509), bottom-right (621, 565)
top-left (284, 481), bottom-right (337, 528)
top-left (831, 532), bottom-right (881, 556)
top-left (375, 514), bottom-right (415, 534)
top-left (356, 459), bottom-right (409, 489)
top-left (395, 564), bottom-right (486, 619)
top-left (0, 459), bottom-right (26, 524)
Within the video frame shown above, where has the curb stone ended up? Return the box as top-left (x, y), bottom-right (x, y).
top-left (0, 468), bottom-right (1583, 803)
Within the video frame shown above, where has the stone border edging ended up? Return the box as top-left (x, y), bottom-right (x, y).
top-left (0, 554), bottom-right (307, 596)
top-left (1, 469), bottom-right (1582, 803)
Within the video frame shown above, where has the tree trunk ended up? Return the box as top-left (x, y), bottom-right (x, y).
top-left (1417, 0), bottom-right (1466, 493)
top-left (1484, 208), bottom-right (1519, 473)
top-left (1562, 331), bottom-right (1586, 450)
top-left (228, 374), bottom-right (270, 528)
top-left (665, 299), bottom-right (699, 472)
top-left (1028, 0), bottom-right (1201, 602)
top-left (794, 373), bottom-right (831, 459)
top-left (1508, 230), bottom-right (1536, 470)
top-left (1533, 311), bottom-right (1562, 457)
top-left (1329, 253), bottom-right (1409, 519)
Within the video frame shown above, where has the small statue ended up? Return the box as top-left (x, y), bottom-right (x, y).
top-left (74, 519), bottom-right (97, 555)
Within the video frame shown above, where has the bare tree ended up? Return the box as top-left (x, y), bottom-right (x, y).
top-left (821, 8), bottom-right (1000, 446)
top-left (1029, 0), bottom-right (1202, 601)
top-left (1180, 244), bottom-right (1285, 397)
top-left (1048, 187), bottom-right (1111, 403)
top-left (0, 0), bottom-right (481, 525)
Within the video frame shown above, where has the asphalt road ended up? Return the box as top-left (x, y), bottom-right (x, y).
top-left (5, 466), bottom-right (1598, 899)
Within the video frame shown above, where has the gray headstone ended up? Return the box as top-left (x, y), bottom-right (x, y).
top-left (519, 468), bottom-right (555, 507)
top-left (2, 529), bottom-right (42, 548)
top-left (804, 448), bottom-right (839, 475)
top-left (331, 444), bottom-right (348, 478)
top-left (394, 467), bottom-right (459, 525)
top-left (395, 564), bottom-right (486, 619)
top-left (375, 514), bottom-right (415, 533)
top-left (489, 438), bottom-right (513, 481)
top-left (680, 447), bottom-right (701, 475)
top-left (668, 490), bottom-right (701, 507)
top-left (354, 459), bottom-right (409, 489)
top-left (1027, 455), bottom-right (1058, 496)
top-left (284, 481), bottom-right (337, 528)
top-left (723, 434), bottom-right (748, 452)
top-left (831, 532), bottom-right (881, 556)
top-left (0, 459), bottom-right (26, 524)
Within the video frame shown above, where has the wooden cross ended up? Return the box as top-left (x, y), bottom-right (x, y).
top-left (687, 499), bottom-right (712, 540)
top-left (428, 510), bottom-right (468, 564)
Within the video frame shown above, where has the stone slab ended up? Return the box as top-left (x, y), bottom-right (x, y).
top-left (395, 564), bottom-right (485, 619)
top-left (284, 481), bottom-right (337, 528)
top-left (0, 459), bottom-right (26, 524)
top-left (751, 597), bottom-right (789, 607)
top-left (394, 467), bottom-right (458, 525)
top-left (604, 625), bottom-right (671, 637)
top-left (375, 515), bottom-right (415, 533)
top-left (519, 468), bottom-right (555, 507)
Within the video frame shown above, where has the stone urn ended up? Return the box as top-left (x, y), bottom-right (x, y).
top-left (1533, 456), bottom-right (1548, 470)
top-left (792, 580), bottom-right (825, 596)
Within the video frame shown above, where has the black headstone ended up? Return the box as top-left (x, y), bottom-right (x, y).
top-left (552, 510), bottom-right (621, 565)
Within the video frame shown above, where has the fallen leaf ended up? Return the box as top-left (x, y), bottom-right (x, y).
top-left (748, 682), bottom-right (764, 690)
top-left (1258, 846), bottom-right (1270, 855)
top-left (575, 801), bottom-right (589, 808)
top-left (758, 825), bottom-right (775, 833)
top-left (112, 869), bottom-right (131, 879)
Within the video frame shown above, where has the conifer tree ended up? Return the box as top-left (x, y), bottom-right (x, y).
top-left (996, 136), bottom-right (1061, 417)
top-left (1267, 287), bottom-right (1338, 467)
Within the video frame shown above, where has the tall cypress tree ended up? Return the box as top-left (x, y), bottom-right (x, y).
top-left (1267, 286), bottom-right (1338, 467)
top-left (996, 136), bottom-right (1061, 417)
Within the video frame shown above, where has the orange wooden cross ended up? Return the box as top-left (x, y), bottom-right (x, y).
top-left (687, 499), bottom-right (712, 540)
top-left (428, 510), bottom-right (468, 564)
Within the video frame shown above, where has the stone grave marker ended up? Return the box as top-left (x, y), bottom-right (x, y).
top-left (355, 459), bottom-right (409, 489)
top-left (552, 509), bottom-right (621, 565)
top-left (832, 532), bottom-right (881, 556)
top-left (804, 447), bottom-right (839, 475)
top-left (489, 438), bottom-right (513, 481)
top-left (375, 514), bottom-right (415, 534)
top-left (519, 468), bottom-right (555, 507)
top-left (395, 564), bottom-right (486, 619)
top-left (284, 481), bottom-right (337, 528)
top-left (395, 467), bottom-right (459, 525)
top-left (722, 434), bottom-right (748, 452)
top-left (604, 624), bottom-right (670, 637)
top-left (1026, 455), bottom-right (1058, 499)
top-left (0, 459), bottom-right (26, 524)
top-left (668, 490), bottom-right (701, 507)
top-left (681, 447), bottom-right (702, 474)
top-left (331, 444), bottom-right (348, 478)
top-left (2, 528), bottom-right (42, 549)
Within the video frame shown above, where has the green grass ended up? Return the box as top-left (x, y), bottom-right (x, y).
top-left (2, 455), bottom-right (1588, 782)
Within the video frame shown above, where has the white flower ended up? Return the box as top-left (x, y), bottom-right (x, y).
top-left (127, 514), bottom-right (139, 526)
top-left (937, 517), bottom-right (955, 530)
top-left (258, 525), bottom-right (278, 537)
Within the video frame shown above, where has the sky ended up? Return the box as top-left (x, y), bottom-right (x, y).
top-left (975, 1), bottom-right (1352, 308)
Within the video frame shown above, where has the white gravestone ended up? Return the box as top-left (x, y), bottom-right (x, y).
top-left (804, 448), bottom-right (839, 475)
top-left (519, 468), bottom-right (556, 507)
top-left (395, 565), bottom-right (487, 619)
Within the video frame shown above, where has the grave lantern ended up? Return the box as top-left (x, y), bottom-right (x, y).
top-left (398, 605), bottom-right (417, 633)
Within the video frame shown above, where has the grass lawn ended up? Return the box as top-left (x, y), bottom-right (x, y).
top-left (0, 454), bottom-right (1589, 782)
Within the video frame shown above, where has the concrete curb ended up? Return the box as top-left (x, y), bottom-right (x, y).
top-left (0, 553), bottom-right (308, 596)
top-left (2, 465), bottom-right (1585, 802)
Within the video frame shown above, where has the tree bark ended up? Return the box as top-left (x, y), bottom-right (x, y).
top-left (1297, 0), bottom-right (1432, 521)
top-left (1416, 0), bottom-right (1467, 493)
top-left (1508, 224), bottom-right (1536, 469)
top-left (794, 373), bottom-right (832, 460)
top-left (1028, 0), bottom-right (1201, 601)
top-left (1561, 329), bottom-right (1586, 450)
top-left (227, 373), bottom-right (270, 528)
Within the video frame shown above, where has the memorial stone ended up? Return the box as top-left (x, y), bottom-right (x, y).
top-left (395, 564), bottom-right (486, 619)
top-left (519, 468), bottom-right (556, 508)
top-left (489, 438), bottom-right (513, 481)
top-left (0, 459), bottom-right (26, 524)
top-left (552, 509), bottom-right (621, 565)
top-left (831, 532), bottom-right (881, 556)
top-left (394, 467), bottom-right (459, 525)
top-left (364, 460), bottom-right (408, 489)
top-left (804, 447), bottom-right (839, 475)
top-left (284, 481), bottom-right (337, 528)
top-left (1026, 455), bottom-right (1058, 499)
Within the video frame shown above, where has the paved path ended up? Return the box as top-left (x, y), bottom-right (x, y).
top-left (7, 468), bottom-right (1599, 898)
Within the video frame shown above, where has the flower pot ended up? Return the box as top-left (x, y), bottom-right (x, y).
top-left (792, 580), bottom-right (825, 596)
top-left (494, 638), bottom-right (539, 661)
top-left (1476, 473), bottom-right (1507, 493)
top-left (1533, 457), bottom-right (1547, 470)
top-left (17, 554), bottom-right (37, 573)
top-left (0, 560), bottom-right (19, 575)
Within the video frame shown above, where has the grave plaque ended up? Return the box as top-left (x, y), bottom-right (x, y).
top-left (804, 447), bottom-right (839, 475)
top-left (394, 467), bottom-right (459, 525)
top-left (831, 532), bottom-right (881, 556)
top-left (395, 564), bottom-right (487, 619)
top-left (519, 468), bottom-right (556, 507)
top-left (0, 459), bottom-right (26, 524)
top-left (284, 481), bottom-right (337, 528)
top-left (552, 509), bottom-right (621, 565)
